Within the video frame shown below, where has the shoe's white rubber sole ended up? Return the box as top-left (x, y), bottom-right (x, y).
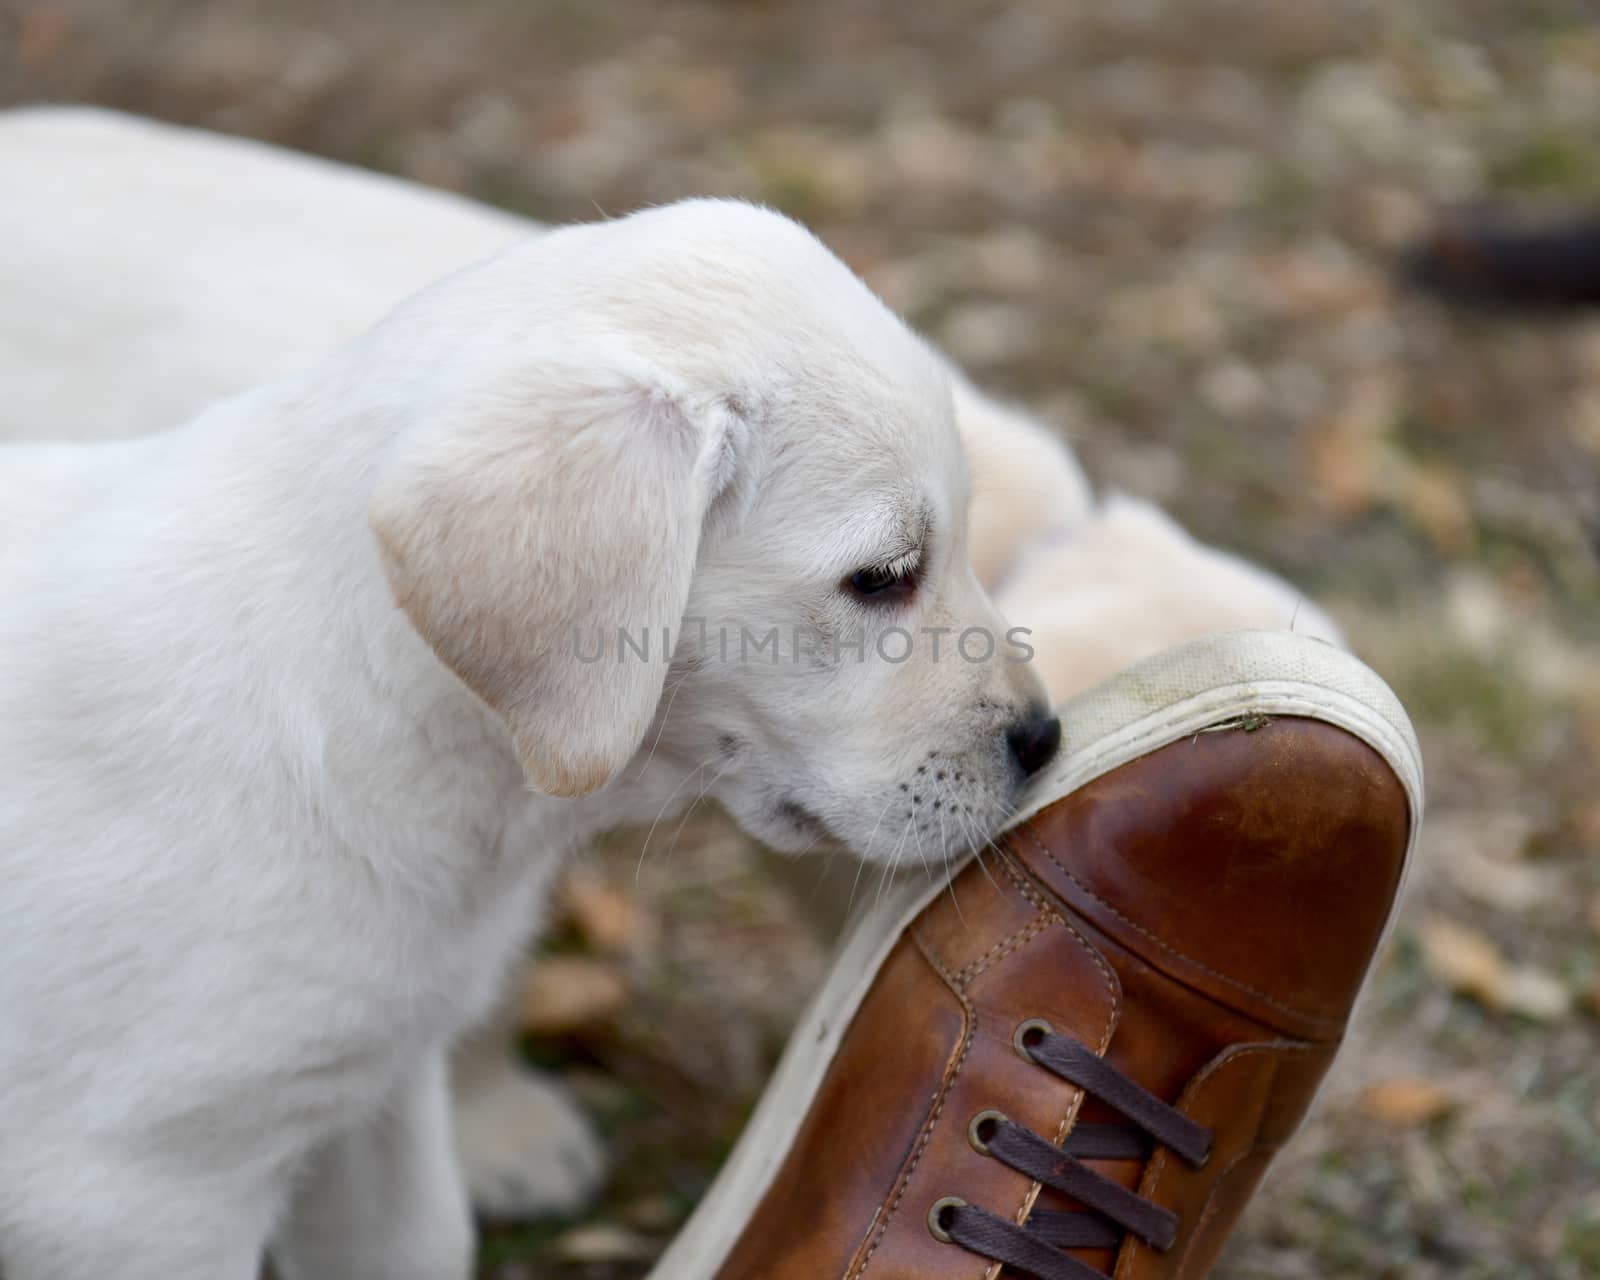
top-left (647, 630), bottom-right (1424, 1279)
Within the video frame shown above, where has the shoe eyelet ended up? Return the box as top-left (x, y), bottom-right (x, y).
top-left (927, 1196), bottom-right (967, 1244)
top-left (1013, 1017), bottom-right (1054, 1062)
top-left (967, 1109), bottom-right (1008, 1155)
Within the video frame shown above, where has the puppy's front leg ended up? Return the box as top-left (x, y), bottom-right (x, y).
top-left (271, 1052), bottom-right (473, 1280)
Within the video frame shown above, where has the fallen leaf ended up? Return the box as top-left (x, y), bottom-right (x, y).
top-left (1498, 966), bottom-right (1575, 1022)
top-left (622, 1194), bottom-right (680, 1231)
top-left (1402, 463), bottom-right (1475, 554)
top-left (1259, 244), bottom-right (1385, 317)
top-left (1447, 850), bottom-right (1554, 912)
top-left (17, 8), bottom-right (72, 65)
top-left (1305, 423), bottom-right (1387, 517)
top-left (1417, 917), bottom-right (1574, 1020)
top-left (1358, 1078), bottom-right (1456, 1127)
top-left (1305, 374), bottom-right (1402, 518)
top-left (562, 871), bottom-right (650, 954)
top-left (1418, 917), bottom-right (1506, 1005)
top-left (554, 1224), bottom-right (653, 1264)
top-left (518, 956), bottom-right (629, 1035)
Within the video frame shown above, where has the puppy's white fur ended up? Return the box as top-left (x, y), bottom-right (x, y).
top-left (0, 107), bottom-right (526, 440)
top-left (993, 494), bottom-right (1343, 701)
top-left (953, 374), bottom-right (1094, 586)
top-left (0, 108), bottom-right (604, 1226)
top-left (1, 171), bottom-right (1047, 1278)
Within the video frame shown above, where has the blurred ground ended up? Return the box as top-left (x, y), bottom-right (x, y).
top-left (5, 1), bottom-right (1600, 1276)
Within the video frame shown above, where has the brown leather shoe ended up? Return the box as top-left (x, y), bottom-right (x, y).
top-left (652, 630), bottom-right (1423, 1280)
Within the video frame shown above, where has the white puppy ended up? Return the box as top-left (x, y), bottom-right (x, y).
top-left (0, 106), bottom-right (1092, 1225)
top-left (0, 189), bottom-right (1054, 1280)
top-left (0, 108), bottom-right (1337, 1250)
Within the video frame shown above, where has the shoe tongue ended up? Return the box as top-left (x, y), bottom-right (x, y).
top-left (1003, 718), bottom-right (1408, 1040)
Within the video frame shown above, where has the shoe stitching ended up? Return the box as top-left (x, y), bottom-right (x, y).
top-left (953, 912), bottom-right (1053, 987)
top-left (994, 855), bottom-right (1123, 1121)
top-left (1132, 1143), bottom-right (1258, 1280)
top-left (997, 852), bottom-right (1048, 902)
top-left (849, 926), bottom-right (979, 1280)
top-left (1013, 821), bottom-right (1344, 1036)
top-left (989, 863), bottom-right (1125, 1245)
top-left (929, 855), bottom-right (1090, 990)
top-left (1115, 1042), bottom-right (1319, 1280)
top-left (1029, 935), bottom-right (1117, 1241)
top-left (993, 850), bottom-right (1121, 1058)
top-left (1172, 1139), bottom-right (1287, 1276)
top-left (857, 892), bottom-right (1121, 1279)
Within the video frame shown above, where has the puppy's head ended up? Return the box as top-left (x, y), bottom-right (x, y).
top-left (370, 199), bottom-right (1053, 864)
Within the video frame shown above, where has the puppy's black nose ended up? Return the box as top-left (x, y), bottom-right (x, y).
top-left (1006, 710), bottom-right (1061, 779)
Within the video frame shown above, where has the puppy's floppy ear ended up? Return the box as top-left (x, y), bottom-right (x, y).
top-left (369, 360), bottom-right (747, 797)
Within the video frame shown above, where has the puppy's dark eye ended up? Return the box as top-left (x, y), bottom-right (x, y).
top-left (847, 563), bottom-right (916, 600)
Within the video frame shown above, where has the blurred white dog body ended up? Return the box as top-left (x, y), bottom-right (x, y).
top-left (995, 495), bottom-right (1341, 701)
top-left (2, 128), bottom-right (1059, 1278)
top-left (2, 109), bottom-right (526, 440)
top-left (0, 108), bottom-right (1336, 1264)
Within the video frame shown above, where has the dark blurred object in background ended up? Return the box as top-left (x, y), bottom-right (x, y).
top-left (1409, 212), bottom-right (1600, 308)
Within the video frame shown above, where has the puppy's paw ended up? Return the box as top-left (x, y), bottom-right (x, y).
top-left (455, 1062), bottom-right (608, 1221)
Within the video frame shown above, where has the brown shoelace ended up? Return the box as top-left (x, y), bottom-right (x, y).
top-left (930, 1026), bottom-right (1212, 1280)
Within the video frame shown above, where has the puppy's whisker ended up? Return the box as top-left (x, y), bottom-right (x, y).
top-left (635, 752), bottom-right (718, 883)
top-left (947, 774), bottom-right (1011, 864)
top-left (851, 809), bottom-right (915, 921)
top-left (788, 829), bottom-right (829, 861)
top-left (876, 811), bottom-right (919, 916)
top-left (927, 777), bottom-right (955, 873)
top-left (942, 850), bottom-right (969, 931)
top-left (844, 835), bottom-right (875, 917)
top-left (858, 784), bottom-right (908, 871)
top-left (942, 786), bottom-right (987, 865)
top-left (908, 794), bottom-right (936, 882)
top-left (661, 758), bottom-right (737, 861)
top-left (911, 824), bottom-right (935, 880)
top-left (964, 815), bottom-right (1008, 899)
top-left (806, 847), bottom-right (842, 908)
top-left (870, 857), bottom-right (890, 918)
top-left (942, 777), bottom-right (1008, 900)
top-left (633, 659), bottom-right (710, 781)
